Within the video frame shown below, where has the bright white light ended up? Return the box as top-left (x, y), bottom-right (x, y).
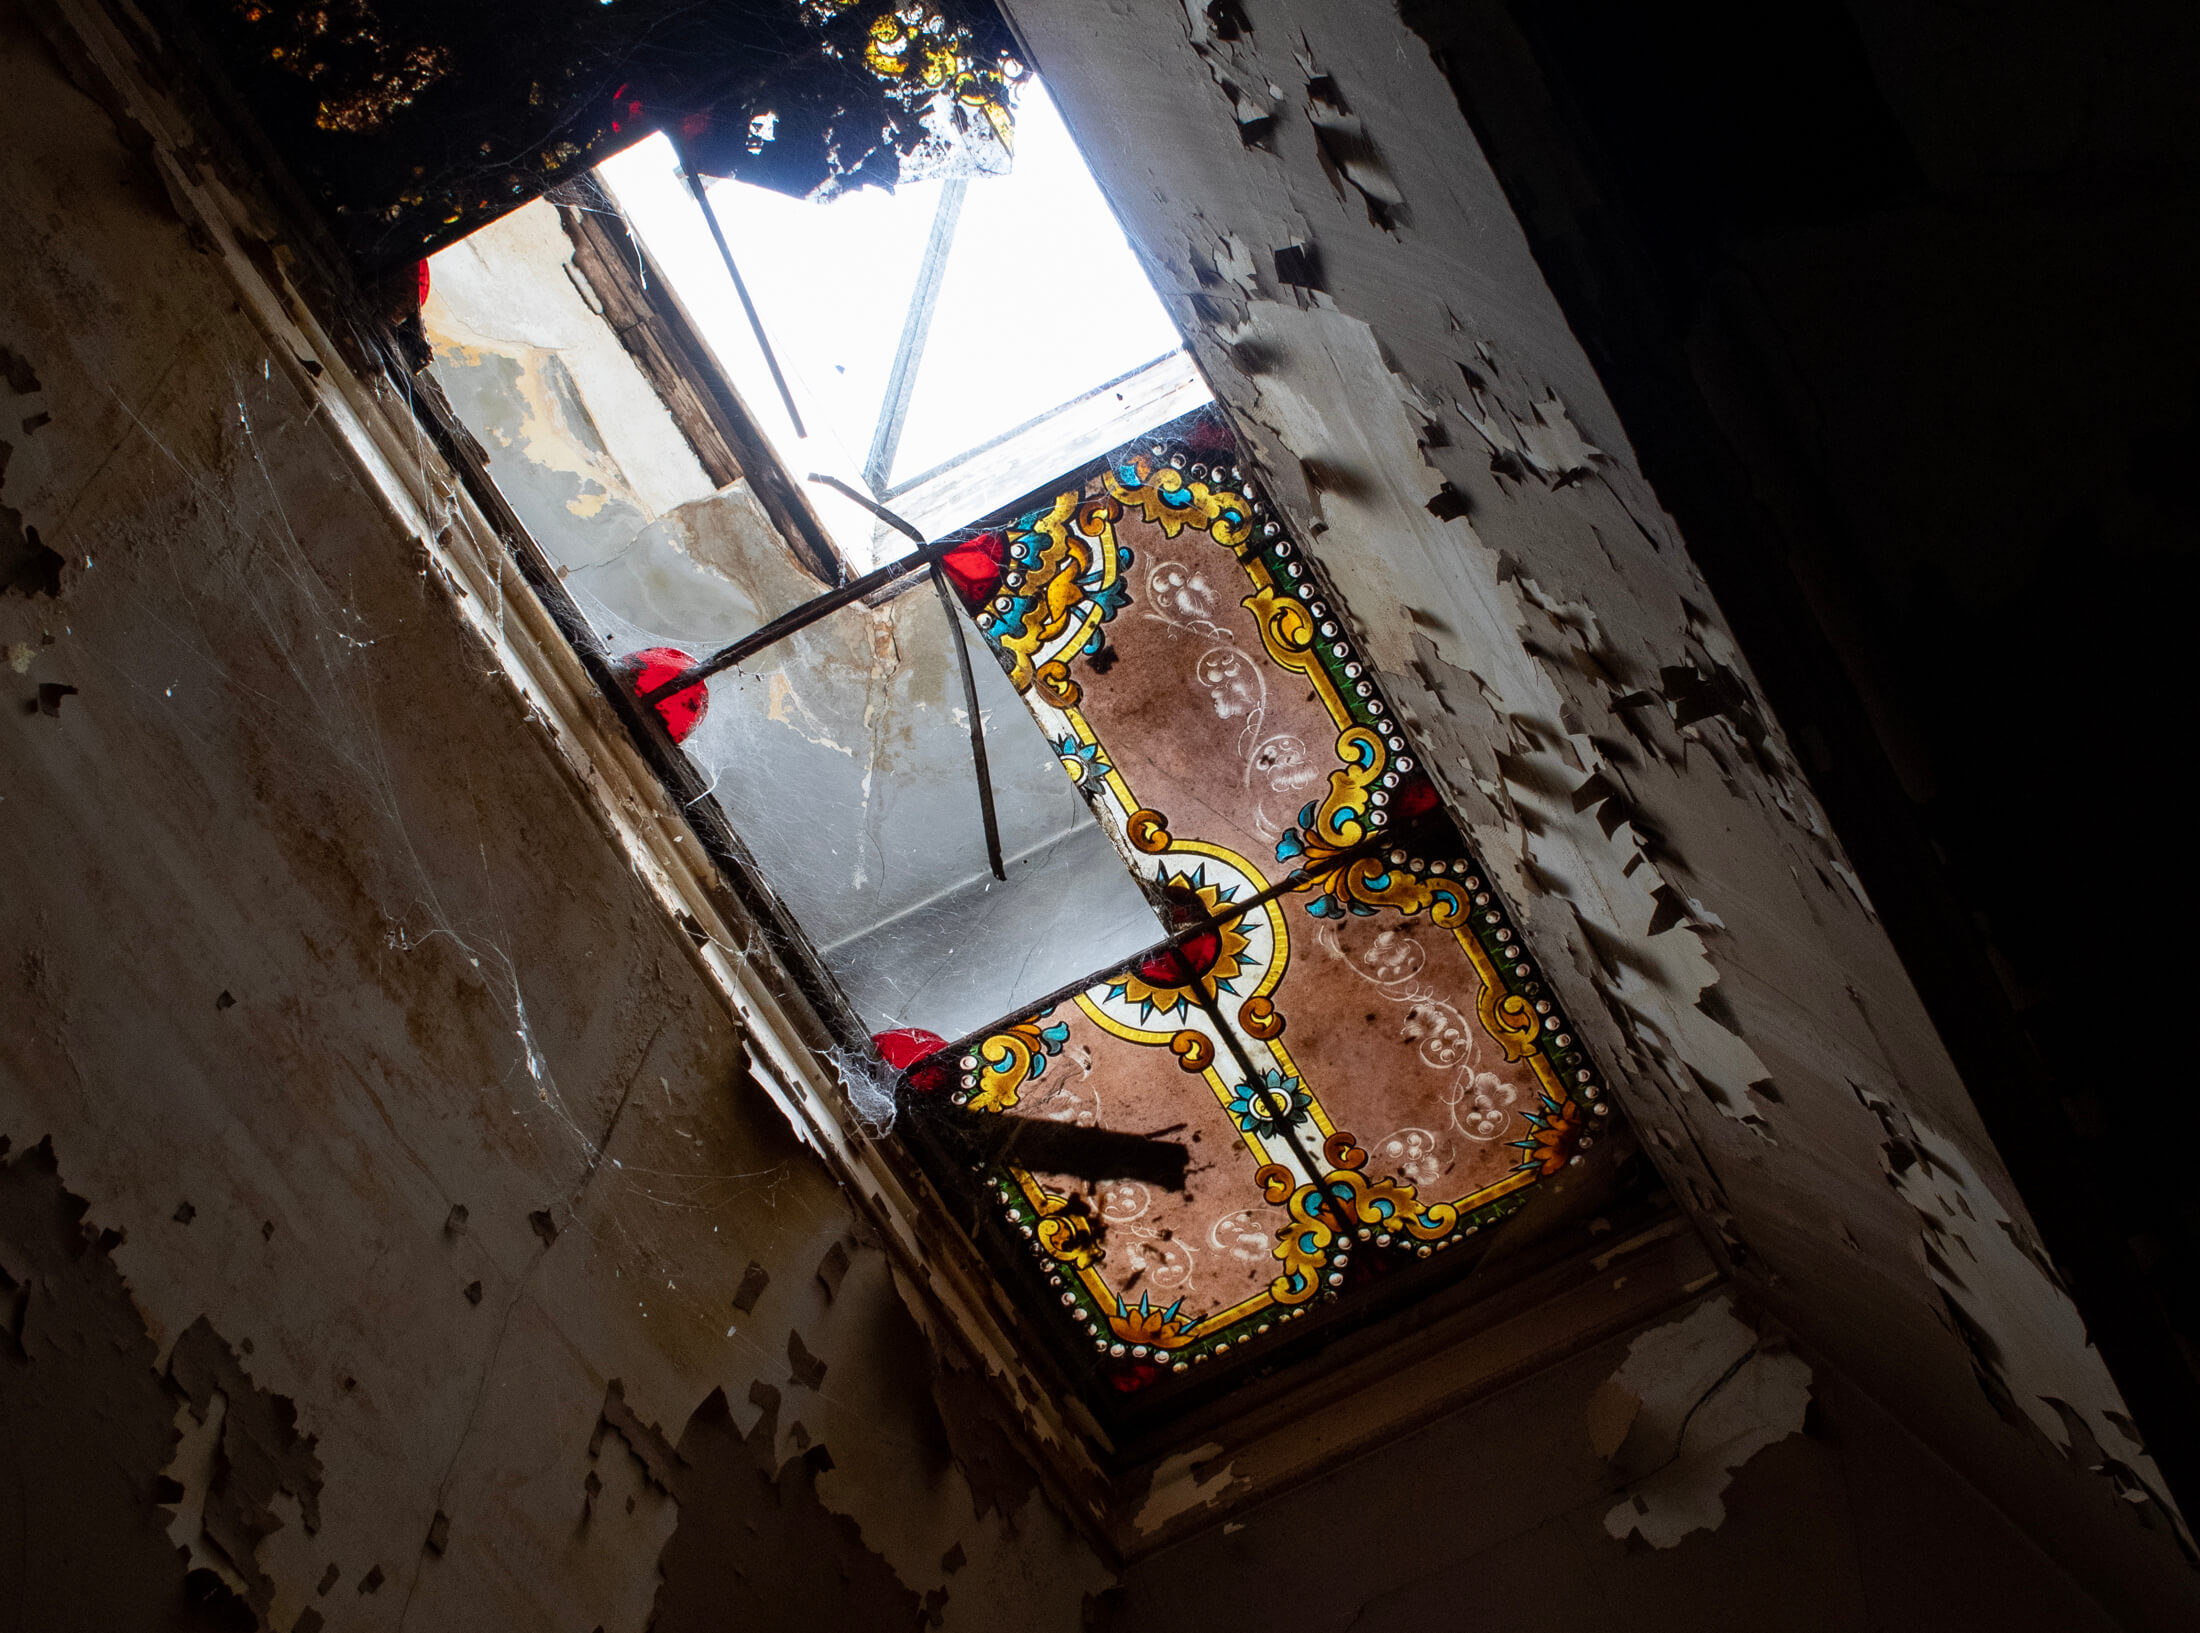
top-left (888, 83), bottom-right (1184, 485)
top-left (597, 80), bottom-right (1206, 571)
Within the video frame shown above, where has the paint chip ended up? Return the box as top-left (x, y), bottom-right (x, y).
top-left (816, 1239), bottom-right (852, 1301)
top-left (788, 1328), bottom-right (827, 1391)
top-left (731, 1260), bottom-right (770, 1313)
top-left (1596, 1297), bottom-right (1810, 1548)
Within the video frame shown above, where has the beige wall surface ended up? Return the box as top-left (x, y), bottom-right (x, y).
top-left (0, 3), bottom-right (2189, 1630)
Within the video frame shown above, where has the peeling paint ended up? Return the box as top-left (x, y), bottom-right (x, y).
top-left (0, 1137), bottom-right (297, 1628)
top-left (166, 1315), bottom-right (325, 1618)
top-left (1592, 1295), bottom-right (1811, 1548)
top-left (0, 340), bottom-right (62, 599)
top-left (1133, 1442), bottom-right (1241, 1535)
top-left (1862, 1091), bottom-right (2193, 1550)
top-left (595, 1376), bottom-right (924, 1629)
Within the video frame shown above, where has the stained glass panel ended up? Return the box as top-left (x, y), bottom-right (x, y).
top-left (894, 409), bottom-right (1618, 1427)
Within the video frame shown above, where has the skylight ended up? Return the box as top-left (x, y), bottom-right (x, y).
top-left (416, 67), bottom-right (1624, 1442)
top-left (597, 80), bottom-right (1208, 568)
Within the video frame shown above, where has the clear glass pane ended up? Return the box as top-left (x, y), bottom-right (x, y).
top-left (887, 82), bottom-right (1186, 487)
top-left (597, 573), bottom-right (1163, 1039)
top-left (423, 205), bottom-right (1162, 1038)
top-left (596, 80), bottom-right (1203, 570)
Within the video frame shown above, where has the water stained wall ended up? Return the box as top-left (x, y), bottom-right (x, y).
top-left (1, 0), bottom-right (2195, 1630)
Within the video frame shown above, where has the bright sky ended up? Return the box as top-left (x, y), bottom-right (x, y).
top-left (597, 80), bottom-right (1202, 568)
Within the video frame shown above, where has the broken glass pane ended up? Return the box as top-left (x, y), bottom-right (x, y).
top-left (422, 199), bottom-right (1162, 1039)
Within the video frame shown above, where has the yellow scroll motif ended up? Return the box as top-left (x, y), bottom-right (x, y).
top-left (1125, 808), bottom-right (1173, 854)
top-left (1265, 1136), bottom-right (1462, 1307)
top-left (1034, 659), bottom-right (1082, 707)
top-left (987, 493), bottom-right (1109, 692)
top-left (1169, 1030), bottom-right (1215, 1071)
top-left (964, 1017), bottom-right (1061, 1113)
top-left (1104, 460), bottom-right (1257, 550)
top-left (1033, 1193), bottom-right (1102, 1270)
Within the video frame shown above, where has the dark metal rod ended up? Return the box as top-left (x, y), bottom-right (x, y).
top-left (633, 481), bottom-right (943, 705)
top-left (678, 160), bottom-right (807, 440)
top-left (809, 471), bottom-right (927, 546)
top-left (1185, 939), bottom-right (1362, 1245)
top-left (900, 829), bottom-right (1393, 1072)
top-left (638, 535), bottom-right (946, 703)
top-left (931, 562), bottom-right (1007, 881)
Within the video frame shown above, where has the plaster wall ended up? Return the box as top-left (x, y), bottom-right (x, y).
top-left (0, 2), bottom-right (2192, 1630)
top-left (0, 6), bottom-right (1107, 1626)
top-left (1001, 0), bottom-right (2199, 1624)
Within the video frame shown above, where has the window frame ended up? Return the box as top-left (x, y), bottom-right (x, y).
top-left (92, 0), bottom-right (1717, 1562)
top-left (401, 174), bottom-right (1703, 1541)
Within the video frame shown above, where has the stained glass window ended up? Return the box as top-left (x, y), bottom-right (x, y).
top-left (418, 136), bottom-right (1620, 1436)
top-left (882, 408), bottom-right (1614, 1430)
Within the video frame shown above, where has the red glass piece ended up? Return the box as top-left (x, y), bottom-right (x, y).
top-left (415, 260), bottom-right (431, 307)
top-left (1134, 922), bottom-right (1220, 988)
top-left (1108, 1358), bottom-right (1166, 1392)
top-left (872, 1028), bottom-right (947, 1069)
top-left (1393, 773), bottom-right (1439, 822)
top-left (613, 646), bottom-right (710, 744)
top-left (939, 532), bottom-right (1006, 608)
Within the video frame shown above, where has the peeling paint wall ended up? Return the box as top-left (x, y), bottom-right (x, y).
top-left (0, 6), bottom-right (1109, 1625)
top-left (1392, 0), bottom-right (2200, 1510)
top-left (3, 1), bottom-right (2198, 1629)
top-left (1106, 1292), bottom-right (2131, 1633)
top-left (1004, 0), bottom-right (2198, 1623)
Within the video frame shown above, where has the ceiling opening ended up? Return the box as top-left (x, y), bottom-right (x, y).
top-left (598, 79), bottom-right (1211, 569)
top-left (414, 67), bottom-right (1635, 1453)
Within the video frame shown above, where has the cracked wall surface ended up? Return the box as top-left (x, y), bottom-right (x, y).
top-left (0, 6), bottom-right (1109, 1625)
top-left (1005, 0), bottom-right (2197, 1624)
top-left (1, 0), bottom-right (2196, 1629)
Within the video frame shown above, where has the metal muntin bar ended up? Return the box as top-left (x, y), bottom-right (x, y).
top-left (898, 829), bottom-right (1392, 1072)
top-left (637, 530), bottom-right (946, 703)
top-left (679, 160), bottom-right (808, 440)
top-left (1182, 895), bottom-right (1363, 1242)
top-left (864, 179), bottom-right (968, 496)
